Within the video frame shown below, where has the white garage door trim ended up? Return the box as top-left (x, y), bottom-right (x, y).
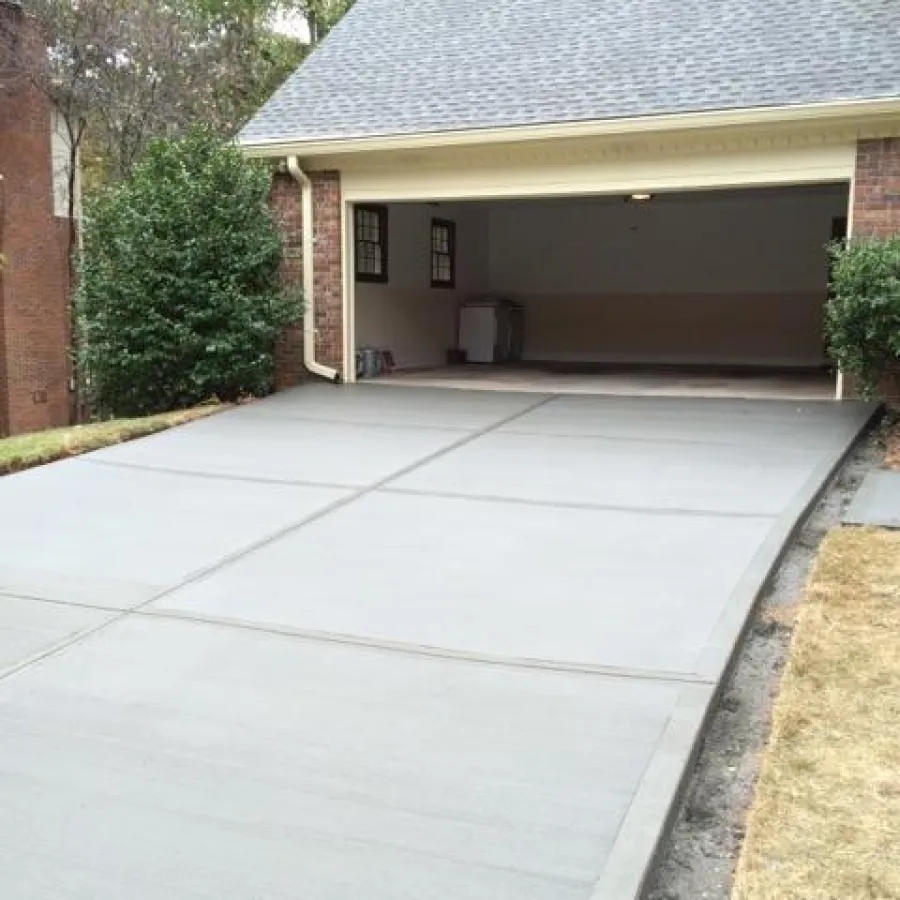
top-left (340, 141), bottom-right (856, 204)
top-left (339, 140), bottom-right (856, 389)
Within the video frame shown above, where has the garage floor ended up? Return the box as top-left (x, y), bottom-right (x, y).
top-left (0, 387), bottom-right (873, 900)
top-left (371, 364), bottom-right (836, 401)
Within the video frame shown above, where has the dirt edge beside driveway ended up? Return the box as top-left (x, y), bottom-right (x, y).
top-left (646, 428), bottom-right (883, 900)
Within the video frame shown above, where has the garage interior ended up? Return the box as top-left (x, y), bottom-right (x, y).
top-left (352, 183), bottom-right (850, 399)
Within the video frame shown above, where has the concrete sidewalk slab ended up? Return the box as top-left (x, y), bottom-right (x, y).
top-left (392, 429), bottom-right (824, 516)
top-left (0, 460), bottom-right (348, 608)
top-left (500, 395), bottom-right (866, 447)
top-left (238, 383), bottom-right (549, 430)
top-left (152, 490), bottom-right (773, 677)
top-left (843, 469), bottom-right (900, 529)
top-left (0, 615), bottom-right (705, 900)
top-left (90, 412), bottom-right (470, 487)
top-left (0, 594), bottom-right (114, 671)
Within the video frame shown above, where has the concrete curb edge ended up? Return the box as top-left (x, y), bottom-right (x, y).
top-left (589, 400), bottom-right (881, 900)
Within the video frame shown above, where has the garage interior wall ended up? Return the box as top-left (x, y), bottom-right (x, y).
top-left (355, 203), bottom-right (488, 368)
top-left (353, 184), bottom-right (849, 370)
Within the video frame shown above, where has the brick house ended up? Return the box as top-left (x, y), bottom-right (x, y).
top-left (240, 0), bottom-right (900, 401)
top-left (0, 0), bottom-right (71, 436)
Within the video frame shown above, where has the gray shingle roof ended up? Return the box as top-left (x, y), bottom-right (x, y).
top-left (239, 0), bottom-right (900, 146)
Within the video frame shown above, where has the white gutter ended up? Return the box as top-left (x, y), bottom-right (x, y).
top-left (286, 155), bottom-right (341, 383)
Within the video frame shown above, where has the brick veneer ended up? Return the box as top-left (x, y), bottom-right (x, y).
top-left (848, 137), bottom-right (900, 399)
top-left (269, 174), bottom-right (304, 388)
top-left (852, 138), bottom-right (900, 238)
top-left (0, 0), bottom-right (71, 436)
top-left (270, 169), bottom-right (344, 388)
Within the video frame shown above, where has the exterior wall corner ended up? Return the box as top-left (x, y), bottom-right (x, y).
top-left (269, 168), bottom-right (344, 389)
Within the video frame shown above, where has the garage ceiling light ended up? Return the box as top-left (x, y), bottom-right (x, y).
top-left (628, 193), bottom-right (654, 202)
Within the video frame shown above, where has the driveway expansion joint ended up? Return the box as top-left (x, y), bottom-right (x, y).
top-left (227, 409), bottom-right (480, 434)
top-left (499, 427), bottom-right (790, 449)
top-left (0, 590), bottom-right (120, 614)
top-left (0, 606), bottom-right (124, 684)
top-left (377, 485), bottom-right (780, 520)
top-left (133, 606), bottom-right (717, 686)
top-left (79, 456), bottom-right (359, 492)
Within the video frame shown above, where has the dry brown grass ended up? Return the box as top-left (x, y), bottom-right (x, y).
top-left (733, 527), bottom-right (900, 900)
top-left (0, 404), bottom-right (225, 475)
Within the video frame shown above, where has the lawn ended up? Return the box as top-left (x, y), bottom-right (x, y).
top-left (733, 526), bottom-right (900, 900)
top-left (0, 405), bottom-right (225, 475)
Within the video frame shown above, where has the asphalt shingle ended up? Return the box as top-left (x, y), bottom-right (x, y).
top-left (239, 0), bottom-right (900, 145)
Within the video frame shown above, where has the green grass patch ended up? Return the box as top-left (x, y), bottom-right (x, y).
top-left (0, 405), bottom-right (226, 476)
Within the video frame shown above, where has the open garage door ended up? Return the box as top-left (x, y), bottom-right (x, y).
top-left (350, 183), bottom-right (849, 398)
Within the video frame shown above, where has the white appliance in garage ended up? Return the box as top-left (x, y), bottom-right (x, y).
top-left (458, 298), bottom-right (524, 363)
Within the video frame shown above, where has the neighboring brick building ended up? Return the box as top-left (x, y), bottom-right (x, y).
top-left (0, 0), bottom-right (71, 436)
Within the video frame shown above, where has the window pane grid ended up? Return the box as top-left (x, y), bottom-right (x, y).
top-left (431, 219), bottom-right (455, 287)
top-left (355, 205), bottom-right (388, 283)
top-left (433, 228), bottom-right (450, 254)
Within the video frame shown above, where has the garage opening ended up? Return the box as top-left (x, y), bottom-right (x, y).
top-left (351, 183), bottom-right (849, 399)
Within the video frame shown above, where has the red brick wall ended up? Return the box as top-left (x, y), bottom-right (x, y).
top-left (269, 169), bottom-right (344, 388)
top-left (0, 1), bottom-right (71, 436)
top-left (269, 174), bottom-right (305, 389)
top-left (852, 138), bottom-right (900, 238)
top-left (843, 138), bottom-right (900, 399)
top-left (311, 171), bottom-right (343, 372)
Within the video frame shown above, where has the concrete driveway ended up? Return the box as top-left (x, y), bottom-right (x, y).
top-left (0, 387), bottom-right (873, 900)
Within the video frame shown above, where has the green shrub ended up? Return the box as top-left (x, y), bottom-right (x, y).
top-left (825, 237), bottom-right (900, 398)
top-left (77, 126), bottom-right (299, 416)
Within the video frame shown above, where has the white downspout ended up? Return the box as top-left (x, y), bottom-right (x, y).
top-left (286, 155), bottom-right (341, 383)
